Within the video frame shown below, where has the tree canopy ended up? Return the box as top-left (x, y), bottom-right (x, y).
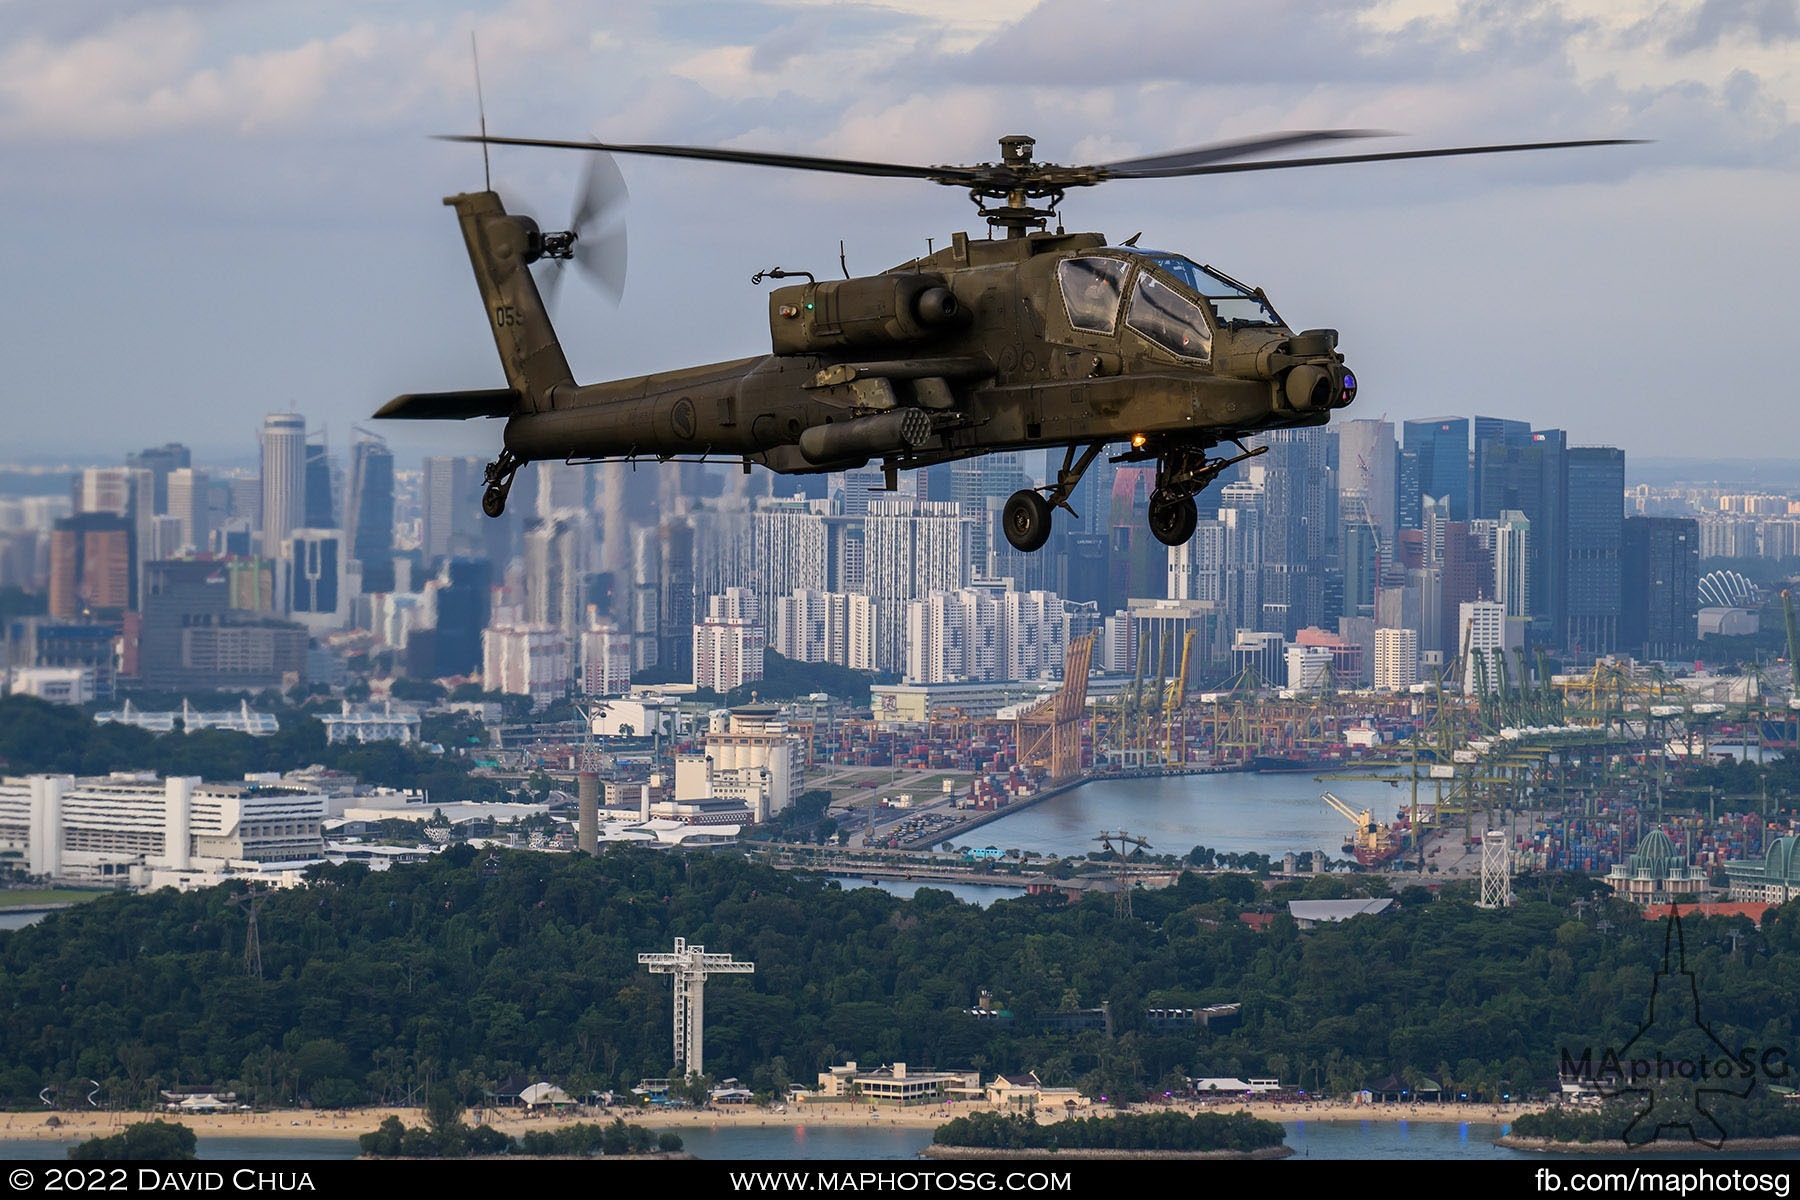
top-left (1, 846), bottom-right (1795, 1115)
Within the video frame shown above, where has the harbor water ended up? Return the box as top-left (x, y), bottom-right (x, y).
top-left (826, 877), bottom-right (1027, 906)
top-left (961, 770), bottom-right (1413, 861)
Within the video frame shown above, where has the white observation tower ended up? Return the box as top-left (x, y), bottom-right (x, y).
top-left (637, 937), bottom-right (755, 1078)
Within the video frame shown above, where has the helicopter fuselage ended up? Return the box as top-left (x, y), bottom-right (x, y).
top-left (378, 189), bottom-right (1357, 549)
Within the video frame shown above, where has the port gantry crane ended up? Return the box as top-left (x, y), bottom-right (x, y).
top-left (1014, 633), bottom-right (1095, 785)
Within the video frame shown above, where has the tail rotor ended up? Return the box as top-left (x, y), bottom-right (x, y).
top-left (541, 151), bottom-right (629, 309)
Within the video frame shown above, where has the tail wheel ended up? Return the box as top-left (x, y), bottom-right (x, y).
top-left (1148, 494), bottom-right (1199, 546)
top-left (482, 484), bottom-right (508, 518)
top-left (1002, 489), bottom-right (1053, 552)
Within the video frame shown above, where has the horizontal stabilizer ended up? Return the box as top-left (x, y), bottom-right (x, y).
top-left (374, 389), bottom-right (520, 420)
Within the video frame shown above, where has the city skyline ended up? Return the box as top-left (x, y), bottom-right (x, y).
top-left (17, 397), bottom-right (1798, 715)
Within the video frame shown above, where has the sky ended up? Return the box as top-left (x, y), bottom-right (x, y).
top-left (2, 0), bottom-right (1797, 467)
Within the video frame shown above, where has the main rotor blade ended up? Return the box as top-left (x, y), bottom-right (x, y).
top-left (1097, 129), bottom-right (1390, 178)
top-left (1098, 137), bottom-right (1646, 181)
top-left (438, 133), bottom-right (987, 184)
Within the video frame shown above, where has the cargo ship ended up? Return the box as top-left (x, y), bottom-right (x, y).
top-left (1322, 790), bottom-right (1412, 867)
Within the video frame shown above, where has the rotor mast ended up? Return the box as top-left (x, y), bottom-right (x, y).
top-left (980, 135), bottom-right (1060, 238)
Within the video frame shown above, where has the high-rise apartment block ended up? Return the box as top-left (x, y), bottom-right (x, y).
top-left (694, 589), bottom-right (765, 693)
top-left (1374, 627), bottom-right (1420, 691)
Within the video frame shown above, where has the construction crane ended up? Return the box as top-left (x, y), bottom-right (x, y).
top-left (1321, 791), bottom-right (1401, 867)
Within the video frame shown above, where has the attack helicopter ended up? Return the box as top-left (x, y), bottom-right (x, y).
top-left (377, 128), bottom-right (1635, 551)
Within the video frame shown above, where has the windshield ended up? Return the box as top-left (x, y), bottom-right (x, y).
top-left (1057, 256), bottom-right (1130, 334)
top-left (1139, 252), bottom-right (1282, 327)
top-left (1126, 273), bottom-right (1211, 361)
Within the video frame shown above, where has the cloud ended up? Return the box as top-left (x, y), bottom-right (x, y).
top-left (1664, 0), bottom-right (1800, 52)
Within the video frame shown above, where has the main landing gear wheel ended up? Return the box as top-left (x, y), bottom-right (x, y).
top-left (480, 449), bottom-right (524, 519)
top-left (1148, 492), bottom-right (1199, 546)
top-left (1002, 488), bottom-right (1053, 552)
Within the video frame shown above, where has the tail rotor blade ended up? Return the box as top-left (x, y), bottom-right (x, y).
top-left (541, 259), bottom-right (569, 312)
top-left (573, 151), bottom-right (628, 232)
top-left (570, 149), bottom-right (628, 304)
top-left (573, 225), bottom-right (627, 304)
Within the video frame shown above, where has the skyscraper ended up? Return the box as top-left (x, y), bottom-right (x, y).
top-left (429, 557), bottom-right (491, 678)
top-left (166, 468), bottom-right (211, 557)
top-left (421, 456), bottom-right (485, 565)
top-left (1255, 429), bottom-right (1328, 636)
top-left (630, 527), bottom-right (661, 673)
top-left (125, 443), bottom-right (190, 516)
top-left (288, 528), bottom-right (347, 631)
top-left (303, 434), bottom-right (336, 530)
top-left (1467, 425), bottom-right (1567, 643)
top-left (260, 413), bottom-right (307, 561)
top-left (75, 466), bottom-right (154, 605)
top-left (48, 514), bottom-right (134, 617)
top-left (1401, 418), bottom-right (1470, 527)
top-left (1341, 515), bottom-right (1380, 620)
top-left (1623, 516), bottom-right (1699, 661)
top-left (345, 434), bottom-right (395, 593)
top-left (1217, 478), bottom-right (1263, 637)
top-left (1566, 446), bottom-right (1625, 657)
top-left (950, 451), bottom-right (1029, 573)
top-left (754, 496), bottom-right (832, 622)
top-left (1472, 417), bottom-right (1532, 519)
top-left (862, 498), bottom-right (967, 673)
top-left (1460, 599), bottom-right (1522, 694)
top-left (1107, 467), bottom-right (1162, 615)
top-left (1336, 418), bottom-right (1397, 548)
top-left (1491, 510), bottom-right (1532, 620)
top-left (525, 510), bottom-right (591, 657)
top-left (1374, 627), bottom-right (1420, 691)
top-left (657, 517), bottom-right (697, 677)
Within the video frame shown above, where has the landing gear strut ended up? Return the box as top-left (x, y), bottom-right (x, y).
top-left (481, 449), bottom-right (524, 518)
top-left (1001, 441), bottom-right (1106, 553)
top-left (1145, 441), bottom-right (1268, 547)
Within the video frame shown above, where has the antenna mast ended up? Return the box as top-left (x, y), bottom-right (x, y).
top-left (471, 32), bottom-right (491, 191)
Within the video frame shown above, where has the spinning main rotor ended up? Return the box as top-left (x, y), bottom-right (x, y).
top-left (441, 127), bottom-right (1641, 237)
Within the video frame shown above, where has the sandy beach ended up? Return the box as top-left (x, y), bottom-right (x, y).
top-left (1, 1098), bottom-right (1528, 1144)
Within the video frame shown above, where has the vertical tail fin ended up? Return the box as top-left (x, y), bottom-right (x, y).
top-left (445, 190), bottom-right (574, 413)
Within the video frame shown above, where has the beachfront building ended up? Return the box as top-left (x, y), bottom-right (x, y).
top-left (809, 1062), bottom-right (984, 1106)
top-left (987, 1072), bottom-right (1091, 1111)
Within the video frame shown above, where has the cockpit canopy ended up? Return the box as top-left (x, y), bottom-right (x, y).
top-left (1136, 252), bottom-right (1283, 329)
top-left (1055, 249), bottom-right (1285, 364)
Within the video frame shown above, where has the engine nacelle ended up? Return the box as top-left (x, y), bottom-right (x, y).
top-left (770, 274), bottom-right (965, 355)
